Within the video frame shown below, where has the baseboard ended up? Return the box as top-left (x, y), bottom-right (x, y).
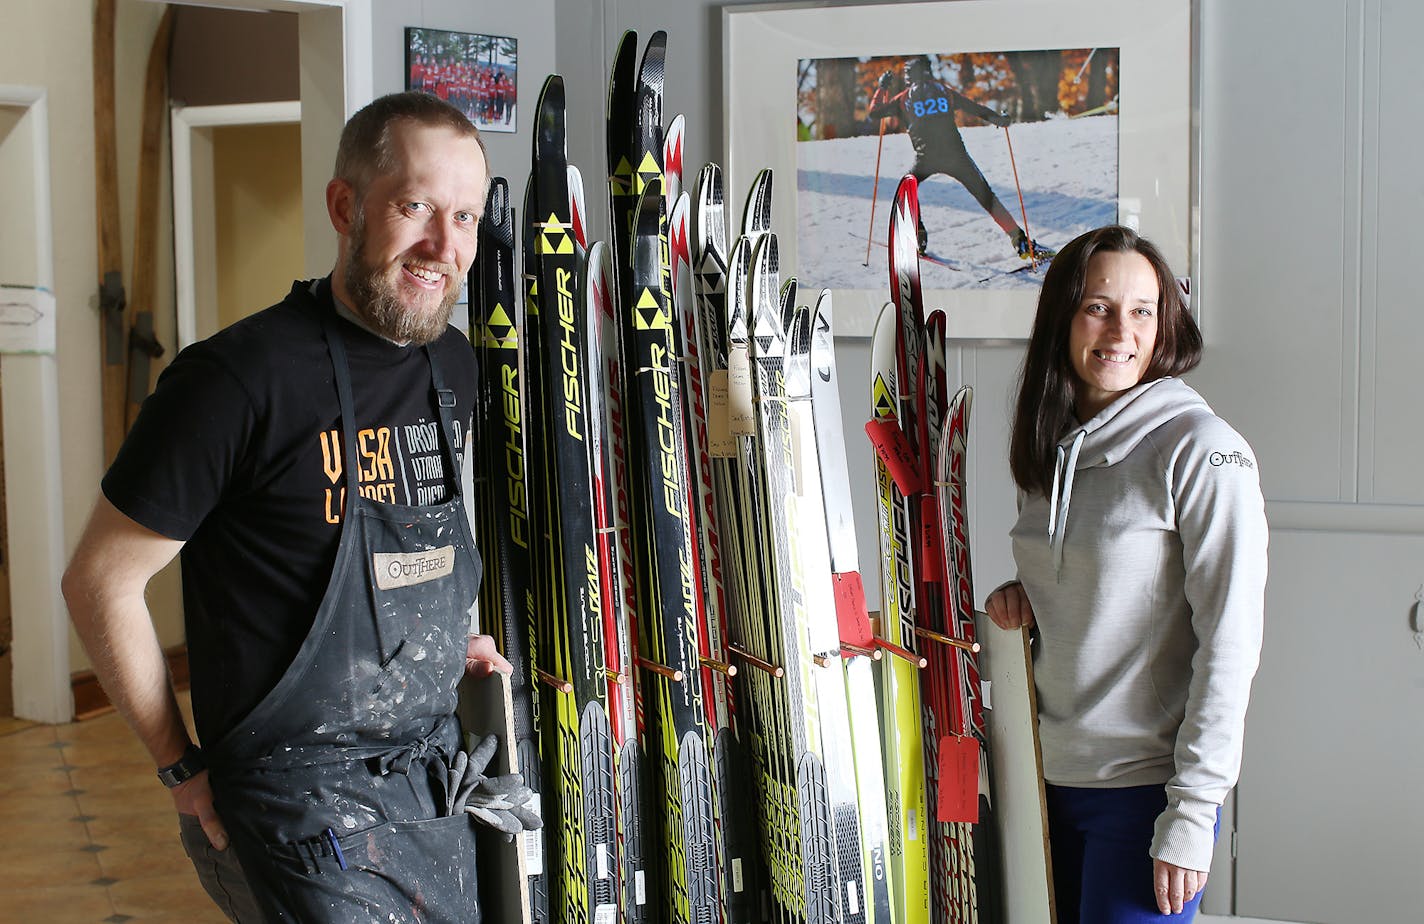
top-left (71, 645), bottom-right (189, 721)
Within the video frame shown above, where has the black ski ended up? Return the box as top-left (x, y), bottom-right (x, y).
top-left (470, 176), bottom-right (548, 923)
top-left (626, 182), bottom-right (720, 923)
top-left (529, 75), bottom-right (617, 924)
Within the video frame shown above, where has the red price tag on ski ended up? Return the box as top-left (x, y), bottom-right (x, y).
top-left (936, 734), bottom-right (980, 824)
top-left (919, 495), bottom-right (944, 584)
top-left (833, 572), bottom-right (873, 648)
top-left (708, 369), bottom-right (736, 457)
top-left (865, 418), bottom-right (923, 495)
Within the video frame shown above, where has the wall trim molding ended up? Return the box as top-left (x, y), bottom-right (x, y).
top-left (1266, 500), bottom-right (1424, 535)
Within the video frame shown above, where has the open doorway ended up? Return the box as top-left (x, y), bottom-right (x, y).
top-left (172, 100), bottom-right (304, 346)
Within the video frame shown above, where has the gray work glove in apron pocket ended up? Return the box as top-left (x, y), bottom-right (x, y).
top-left (434, 733), bottom-right (543, 838)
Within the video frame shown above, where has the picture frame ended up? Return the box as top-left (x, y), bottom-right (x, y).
top-left (405, 26), bottom-right (518, 134)
top-left (724, 0), bottom-right (1193, 339)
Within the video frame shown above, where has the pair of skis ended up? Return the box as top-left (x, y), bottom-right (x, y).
top-left (869, 175), bottom-right (1001, 923)
top-left (704, 166), bottom-right (894, 923)
top-left (609, 31), bottom-right (726, 924)
top-left (92, 0), bottom-right (171, 460)
top-left (469, 177), bottom-right (549, 924)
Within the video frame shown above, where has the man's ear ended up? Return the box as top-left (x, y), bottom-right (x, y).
top-left (327, 178), bottom-right (357, 235)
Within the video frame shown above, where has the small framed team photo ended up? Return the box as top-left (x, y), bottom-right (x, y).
top-left (404, 26), bottom-right (517, 134)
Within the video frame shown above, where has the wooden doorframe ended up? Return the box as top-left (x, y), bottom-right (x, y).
top-left (171, 101), bottom-right (301, 348)
top-left (0, 84), bottom-right (68, 723)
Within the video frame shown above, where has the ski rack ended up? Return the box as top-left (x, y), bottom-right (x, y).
top-left (873, 635), bottom-right (928, 669)
top-left (725, 642), bottom-right (784, 679)
top-left (916, 626), bottom-right (981, 654)
top-left (839, 641), bottom-right (883, 661)
top-left (533, 668), bottom-right (573, 695)
top-left (634, 657), bottom-right (685, 683)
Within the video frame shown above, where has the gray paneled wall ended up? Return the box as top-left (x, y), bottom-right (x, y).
top-left (1197, 0), bottom-right (1424, 920)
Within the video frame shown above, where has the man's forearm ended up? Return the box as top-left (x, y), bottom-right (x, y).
top-left (68, 589), bottom-right (192, 767)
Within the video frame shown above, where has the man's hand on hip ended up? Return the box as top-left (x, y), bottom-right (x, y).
top-left (173, 771), bottom-right (229, 851)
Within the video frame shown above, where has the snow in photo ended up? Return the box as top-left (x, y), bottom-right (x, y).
top-left (797, 49), bottom-right (1119, 291)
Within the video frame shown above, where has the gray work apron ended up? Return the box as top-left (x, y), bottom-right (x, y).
top-left (205, 310), bottom-right (484, 922)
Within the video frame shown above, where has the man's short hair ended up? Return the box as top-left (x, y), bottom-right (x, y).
top-left (333, 91), bottom-right (489, 198)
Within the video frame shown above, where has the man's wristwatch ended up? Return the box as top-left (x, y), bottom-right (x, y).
top-left (156, 745), bottom-right (206, 788)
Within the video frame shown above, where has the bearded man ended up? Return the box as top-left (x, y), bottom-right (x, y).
top-left (63, 92), bottom-right (521, 922)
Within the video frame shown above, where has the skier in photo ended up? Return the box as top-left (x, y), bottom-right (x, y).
top-left (868, 55), bottom-right (1051, 260)
top-left (63, 92), bottom-right (539, 922)
top-left (985, 226), bottom-right (1266, 923)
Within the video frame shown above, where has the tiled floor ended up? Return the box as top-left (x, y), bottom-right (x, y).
top-left (0, 693), bottom-right (228, 923)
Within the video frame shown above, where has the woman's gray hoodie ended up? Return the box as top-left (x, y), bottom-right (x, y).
top-left (1009, 377), bottom-right (1267, 871)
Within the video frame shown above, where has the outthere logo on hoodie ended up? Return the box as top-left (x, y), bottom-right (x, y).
top-left (1208, 449), bottom-right (1255, 469)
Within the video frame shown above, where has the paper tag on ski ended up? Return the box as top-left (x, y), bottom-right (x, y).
top-left (919, 495), bottom-right (944, 584)
top-left (833, 572), bottom-right (874, 648)
top-left (709, 369), bottom-right (736, 457)
top-left (728, 346), bottom-right (755, 436)
top-left (936, 735), bottom-right (981, 824)
top-left (864, 418), bottom-right (923, 495)
top-left (523, 827), bottom-right (544, 875)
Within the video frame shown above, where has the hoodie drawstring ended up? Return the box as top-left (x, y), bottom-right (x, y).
top-left (1048, 429), bottom-right (1085, 580)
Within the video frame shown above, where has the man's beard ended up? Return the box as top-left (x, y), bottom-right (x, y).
top-left (343, 208), bottom-right (460, 346)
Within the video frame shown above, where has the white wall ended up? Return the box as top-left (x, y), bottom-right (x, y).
top-left (368, 0), bottom-right (557, 206)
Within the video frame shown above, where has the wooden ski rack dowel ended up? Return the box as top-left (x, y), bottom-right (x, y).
top-left (604, 668), bottom-right (628, 685)
top-left (534, 668), bottom-right (573, 694)
top-left (812, 653), bottom-right (829, 668)
top-left (840, 641), bottom-right (883, 660)
top-left (636, 657), bottom-right (684, 683)
top-left (914, 626), bottom-right (981, 654)
top-left (874, 638), bottom-right (928, 669)
top-left (700, 657), bottom-right (737, 678)
top-left (726, 643), bottom-right (784, 678)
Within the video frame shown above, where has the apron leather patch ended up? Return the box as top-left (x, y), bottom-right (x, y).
top-left (373, 546), bottom-right (456, 590)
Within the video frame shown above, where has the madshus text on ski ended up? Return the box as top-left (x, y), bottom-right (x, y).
top-left (467, 29), bottom-right (1002, 924)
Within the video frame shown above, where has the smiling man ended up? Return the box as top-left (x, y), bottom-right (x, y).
top-left (63, 93), bottom-right (523, 922)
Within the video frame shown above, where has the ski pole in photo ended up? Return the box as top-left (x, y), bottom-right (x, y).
top-left (863, 117), bottom-right (887, 267)
top-left (1002, 123), bottom-right (1041, 269)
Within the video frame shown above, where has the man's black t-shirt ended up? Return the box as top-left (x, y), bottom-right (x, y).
top-left (102, 278), bottom-right (478, 746)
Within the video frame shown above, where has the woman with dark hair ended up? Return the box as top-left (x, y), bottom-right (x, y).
top-left (986, 226), bottom-right (1267, 922)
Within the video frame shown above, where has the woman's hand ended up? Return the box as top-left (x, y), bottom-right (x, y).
top-left (985, 582), bottom-right (1035, 629)
top-left (1153, 859), bottom-right (1208, 915)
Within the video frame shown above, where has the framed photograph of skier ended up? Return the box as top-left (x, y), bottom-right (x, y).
top-left (405, 27), bottom-right (517, 134)
top-left (724, 0), bottom-right (1194, 340)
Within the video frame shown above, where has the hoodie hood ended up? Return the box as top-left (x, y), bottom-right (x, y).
top-left (1065, 377), bottom-right (1211, 468)
top-left (1048, 377), bottom-right (1210, 576)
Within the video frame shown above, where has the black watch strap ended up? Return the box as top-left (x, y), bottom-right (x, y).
top-left (156, 745), bottom-right (205, 788)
